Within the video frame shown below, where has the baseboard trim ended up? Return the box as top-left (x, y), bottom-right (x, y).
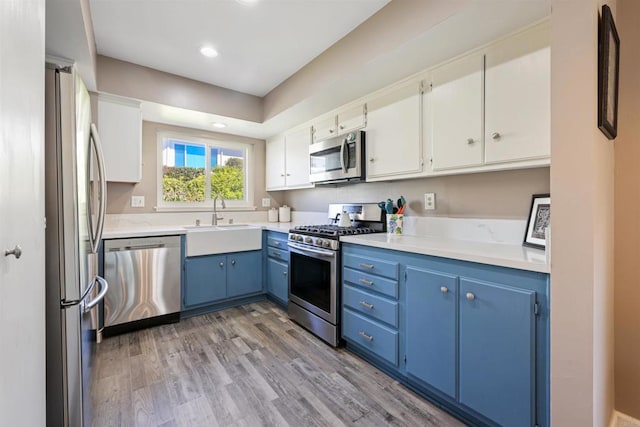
top-left (611, 411), bottom-right (640, 427)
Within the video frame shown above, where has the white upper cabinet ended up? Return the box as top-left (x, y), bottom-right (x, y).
top-left (337, 103), bottom-right (367, 135)
top-left (365, 81), bottom-right (422, 181)
top-left (98, 96), bottom-right (142, 182)
top-left (265, 128), bottom-right (314, 191)
top-left (312, 116), bottom-right (337, 143)
top-left (265, 134), bottom-right (286, 190)
top-left (484, 23), bottom-right (550, 164)
top-left (430, 53), bottom-right (484, 171)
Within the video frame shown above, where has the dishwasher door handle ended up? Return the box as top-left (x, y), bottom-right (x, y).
top-left (110, 243), bottom-right (166, 251)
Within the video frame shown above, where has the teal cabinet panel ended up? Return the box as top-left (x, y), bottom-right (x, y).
top-left (343, 253), bottom-right (399, 280)
top-left (266, 258), bottom-right (288, 302)
top-left (227, 251), bottom-right (263, 298)
top-left (342, 308), bottom-right (399, 366)
top-left (459, 278), bottom-right (536, 427)
top-left (267, 235), bottom-right (288, 250)
top-left (266, 247), bottom-right (288, 262)
top-left (405, 267), bottom-right (457, 399)
top-left (343, 267), bottom-right (399, 299)
top-left (183, 255), bottom-right (226, 307)
top-left (343, 285), bottom-right (398, 328)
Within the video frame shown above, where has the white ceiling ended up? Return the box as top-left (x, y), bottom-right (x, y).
top-left (89, 0), bottom-right (390, 97)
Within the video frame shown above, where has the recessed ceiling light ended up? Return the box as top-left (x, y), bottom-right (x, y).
top-left (212, 122), bottom-right (227, 129)
top-left (200, 46), bottom-right (218, 58)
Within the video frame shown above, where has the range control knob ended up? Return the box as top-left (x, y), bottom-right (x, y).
top-left (304, 236), bottom-right (313, 244)
top-left (316, 239), bottom-right (324, 247)
top-left (289, 234), bottom-right (296, 240)
top-left (323, 240), bottom-right (332, 248)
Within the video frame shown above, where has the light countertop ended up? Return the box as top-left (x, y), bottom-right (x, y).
top-left (340, 233), bottom-right (549, 274)
top-left (102, 222), bottom-right (297, 239)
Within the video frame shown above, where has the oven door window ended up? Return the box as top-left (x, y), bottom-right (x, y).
top-left (290, 251), bottom-right (332, 313)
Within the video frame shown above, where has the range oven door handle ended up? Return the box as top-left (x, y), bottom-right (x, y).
top-left (288, 242), bottom-right (336, 258)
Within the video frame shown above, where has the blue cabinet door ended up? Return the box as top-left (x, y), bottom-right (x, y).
top-left (183, 255), bottom-right (226, 307)
top-left (405, 267), bottom-right (457, 399)
top-left (227, 251), bottom-right (263, 298)
top-left (267, 257), bottom-right (288, 303)
top-left (459, 278), bottom-right (536, 427)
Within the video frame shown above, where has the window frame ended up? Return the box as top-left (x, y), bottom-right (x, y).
top-left (156, 131), bottom-right (255, 211)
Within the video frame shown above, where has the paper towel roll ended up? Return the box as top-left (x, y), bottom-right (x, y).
top-left (279, 205), bottom-right (291, 223)
top-left (268, 208), bottom-right (278, 223)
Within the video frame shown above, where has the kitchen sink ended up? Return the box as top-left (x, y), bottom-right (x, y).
top-left (185, 224), bottom-right (262, 256)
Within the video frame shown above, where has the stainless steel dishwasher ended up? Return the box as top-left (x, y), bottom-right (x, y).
top-left (103, 235), bottom-right (181, 333)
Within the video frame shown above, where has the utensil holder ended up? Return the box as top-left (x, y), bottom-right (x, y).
top-left (386, 214), bottom-right (403, 235)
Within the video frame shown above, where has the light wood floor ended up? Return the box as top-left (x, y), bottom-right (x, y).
top-left (91, 301), bottom-right (466, 427)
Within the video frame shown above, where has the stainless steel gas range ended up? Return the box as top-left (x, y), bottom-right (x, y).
top-left (287, 203), bottom-right (385, 346)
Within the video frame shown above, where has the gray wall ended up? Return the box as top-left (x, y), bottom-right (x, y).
top-left (280, 167), bottom-right (550, 219)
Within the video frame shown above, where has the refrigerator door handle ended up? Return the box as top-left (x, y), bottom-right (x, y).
top-left (83, 276), bottom-right (109, 313)
top-left (60, 274), bottom-right (97, 309)
top-left (88, 123), bottom-right (107, 254)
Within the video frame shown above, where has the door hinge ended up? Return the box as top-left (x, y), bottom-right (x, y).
top-left (534, 302), bottom-right (539, 316)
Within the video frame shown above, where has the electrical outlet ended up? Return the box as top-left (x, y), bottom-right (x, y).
top-left (261, 198), bottom-right (271, 208)
top-left (131, 195), bottom-right (145, 208)
top-left (424, 193), bottom-right (436, 210)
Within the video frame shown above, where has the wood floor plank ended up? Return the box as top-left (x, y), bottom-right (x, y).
top-left (92, 301), bottom-right (467, 427)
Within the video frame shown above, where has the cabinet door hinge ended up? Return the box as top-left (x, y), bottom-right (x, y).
top-left (534, 302), bottom-right (539, 316)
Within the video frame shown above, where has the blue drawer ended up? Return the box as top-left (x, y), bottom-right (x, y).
top-left (267, 247), bottom-right (289, 262)
top-left (343, 285), bottom-right (398, 328)
top-left (342, 308), bottom-right (398, 366)
top-left (343, 253), bottom-right (399, 280)
top-left (343, 267), bottom-right (398, 299)
top-left (267, 236), bottom-right (288, 250)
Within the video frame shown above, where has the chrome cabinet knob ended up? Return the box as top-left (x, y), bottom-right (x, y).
top-left (329, 129), bottom-right (334, 133)
top-left (440, 286), bottom-right (448, 294)
top-left (467, 138), bottom-right (474, 145)
top-left (491, 132), bottom-right (501, 140)
top-left (4, 245), bottom-right (22, 259)
top-left (283, 271), bottom-right (287, 276)
top-left (219, 262), bottom-right (224, 268)
top-left (369, 158), bottom-right (375, 162)
top-left (231, 259), bottom-right (236, 266)
top-left (339, 124), bottom-right (345, 130)
top-left (466, 292), bottom-right (475, 301)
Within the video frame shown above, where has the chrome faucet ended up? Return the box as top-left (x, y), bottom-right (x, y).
top-left (212, 193), bottom-right (226, 225)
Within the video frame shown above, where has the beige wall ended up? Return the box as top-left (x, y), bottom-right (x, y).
top-left (106, 121), bottom-right (273, 214)
top-left (615, 0), bottom-right (640, 418)
top-left (97, 56), bottom-right (263, 123)
top-left (281, 167), bottom-right (549, 219)
top-left (262, 0), bottom-right (469, 121)
top-left (550, 0), bottom-right (616, 426)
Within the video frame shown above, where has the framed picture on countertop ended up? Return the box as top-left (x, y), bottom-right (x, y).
top-left (523, 194), bottom-right (550, 250)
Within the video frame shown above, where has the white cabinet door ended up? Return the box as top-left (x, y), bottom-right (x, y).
top-left (430, 53), bottom-right (484, 171)
top-left (265, 134), bottom-right (286, 190)
top-left (484, 24), bottom-right (550, 164)
top-left (337, 103), bottom-right (366, 135)
top-left (98, 97), bottom-right (142, 182)
top-left (366, 81), bottom-right (422, 180)
top-left (312, 116), bottom-right (337, 143)
top-left (284, 127), bottom-right (312, 188)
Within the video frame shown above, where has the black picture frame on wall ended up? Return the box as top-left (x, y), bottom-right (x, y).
top-left (598, 4), bottom-right (620, 140)
top-left (523, 194), bottom-right (550, 250)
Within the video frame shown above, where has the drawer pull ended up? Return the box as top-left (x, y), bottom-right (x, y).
top-left (359, 301), bottom-right (374, 310)
top-left (359, 331), bottom-right (374, 342)
top-left (274, 241), bottom-right (281, 246)
top-left (359, 278), bottom-right (373, 286)
top-left (466, 292), bottom-right (476, 301)
top-left (359, 262), bottom-right (374, 269)
top-left (440, 286), bottom-right (448, 294)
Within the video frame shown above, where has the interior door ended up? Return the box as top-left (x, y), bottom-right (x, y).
top-left (0, 0), bottom-right (47, 425)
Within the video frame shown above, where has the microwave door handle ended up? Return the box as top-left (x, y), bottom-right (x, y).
top-left (340, 138), bottom-right (348, 173)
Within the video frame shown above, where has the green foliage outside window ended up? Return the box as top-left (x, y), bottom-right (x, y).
top-left (162, 158), bottom-right (244, 202)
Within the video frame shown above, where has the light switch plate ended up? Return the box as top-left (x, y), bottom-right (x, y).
top-left (424, 193), bottom-right (436, 210)
top-left (131, 195), bottom-right (145, 208)
top-left (261, 198), bottom-right (271, 208)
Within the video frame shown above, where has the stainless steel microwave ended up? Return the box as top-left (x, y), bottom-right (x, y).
top-left (309, 131), bottom-right (365, 184)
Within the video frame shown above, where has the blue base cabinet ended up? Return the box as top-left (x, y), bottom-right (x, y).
top-left (183, 250), bottom-right (263, 311)
top-left (265, 231), bottom-right (289, 307)
top-left (342, 243), bottom-right (549, 427)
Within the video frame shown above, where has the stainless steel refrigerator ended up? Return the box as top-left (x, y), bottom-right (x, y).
top-left (45, 63), bottom-right (109, 427)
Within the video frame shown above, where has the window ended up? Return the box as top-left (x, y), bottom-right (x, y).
top-left (157, 132), bottom-right (253, 209)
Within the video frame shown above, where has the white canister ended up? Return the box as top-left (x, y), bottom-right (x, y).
top-left (279, 205), bottom-right (291, 223)
top-left (268, 208), bottom-right (279, 223)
